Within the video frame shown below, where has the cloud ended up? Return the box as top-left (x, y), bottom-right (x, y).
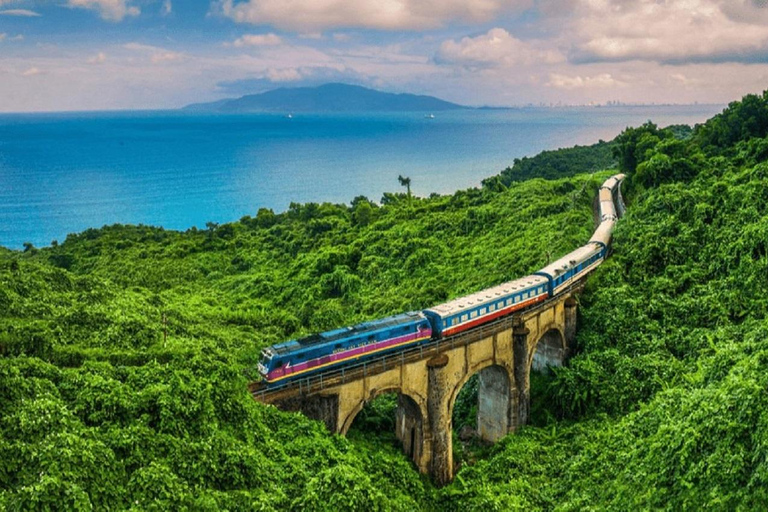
top-left (67, 0), bottom-right (140, 22)
top-left (215, 0), bottom-right (534, 31)
top-left (87, 52), bottom-right (107, 64)
top-left (0, 9), bottom-right (41, 16)
top-left (22, 67), bottom-right (41, 76)
top-left (436, 28), bottom-right (563, 69)
top-left (0, 33), bottom-right (24, 42)
top-left (216, 65), bottom-right (372, 95)
top-left (545, 73), bottom-right (625, 90)
top-left (161, 0), bottom-right (171, 16)
top-left (123, 42), bottom-right (184, 64)
top-left (151, 51), bottom-right (183, 63)
top-left (566, 0), bottom-right (768, 65)
top-left (232, 33), bottom-right (282, 47)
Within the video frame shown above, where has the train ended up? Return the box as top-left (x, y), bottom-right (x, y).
top-left (258, 174), bottom-right (625, 386)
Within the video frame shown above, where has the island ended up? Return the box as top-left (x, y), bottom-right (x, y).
top-left (182, 83), bottom-right (468, 113)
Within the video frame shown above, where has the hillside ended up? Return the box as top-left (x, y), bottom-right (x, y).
top-left (183, 83), bottom-right (466, 113)
top-left (0, 169), bottom-right (602, 509)
top-left (3, 90), bottom-right (768, 510)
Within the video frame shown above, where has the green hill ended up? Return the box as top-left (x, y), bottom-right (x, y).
top-left (3, 90), bottom-right (768, 510)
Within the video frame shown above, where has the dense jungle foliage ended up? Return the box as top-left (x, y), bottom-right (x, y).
top-left (0, 158), bottom-right (602, 509)
top-left (3, 89), bottom-right (768, 510)
top-left (490, 139), bottom-right (615, 187)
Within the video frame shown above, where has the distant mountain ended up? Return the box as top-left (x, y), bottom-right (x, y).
top-left (183, 83), bottom-right (467, 113)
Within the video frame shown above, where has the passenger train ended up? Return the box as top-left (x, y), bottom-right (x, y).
top-left (258, 174), bottom-right (625, 386)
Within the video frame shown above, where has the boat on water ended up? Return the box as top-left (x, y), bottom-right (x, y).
top-left (425, 114), bottom-right (435, 119)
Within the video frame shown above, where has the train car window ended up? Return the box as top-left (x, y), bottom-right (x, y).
top-left (461, 314), bottom-right (468, 322)
top-left (480, 308), bottom-right (487, 314)
top-left (470, 311), bottom-right (477, 319)
top-left (489, 304), bottom-right (495, 312)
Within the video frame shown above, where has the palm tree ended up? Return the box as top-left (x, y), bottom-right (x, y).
top-left (397, 175), bottom-right (412, 205)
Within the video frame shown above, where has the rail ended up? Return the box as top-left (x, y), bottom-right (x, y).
top-left (250, 279), bottom-right (586, 402)
top-left (250, 174), bottom-right (625, 403)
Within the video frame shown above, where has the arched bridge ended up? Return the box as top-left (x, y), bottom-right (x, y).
top-left (250, 175), bottom-right (625, 486)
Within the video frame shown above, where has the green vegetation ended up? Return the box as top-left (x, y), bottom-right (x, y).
top-left (0, 166), bottom-right (601, 509)
top-left (490, 139), bottom-right (615, 187)
top-left (440, 91), bottom-right (768, 510)
top-left (4, 90), bottom-right (768, 510)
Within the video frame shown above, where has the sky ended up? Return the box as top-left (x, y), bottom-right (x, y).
top-left (2, 0), bottom-right (768, 112)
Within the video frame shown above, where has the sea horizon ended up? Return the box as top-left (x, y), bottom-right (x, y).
top-left (0, 104), bottom-right (724, 250)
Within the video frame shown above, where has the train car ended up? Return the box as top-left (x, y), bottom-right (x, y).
top-left (258, 312), bottom-right (432, 385)
top-left (423, 274), bottom-right (549, 338)
top-left (257, 173), bottom-right (627, 386)
top-left (589, 219), bottom-right (616, 246)
top-left (534, 242), bottom-right (606, 296)
top-left (599, 187), bottom-right (617, 221)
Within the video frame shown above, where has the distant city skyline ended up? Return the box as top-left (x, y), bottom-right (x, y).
top-left (2, 0), bottom-right (768, 112)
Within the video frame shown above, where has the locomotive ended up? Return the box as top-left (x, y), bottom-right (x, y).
top-left (258, 174), bottom-right (625, 386)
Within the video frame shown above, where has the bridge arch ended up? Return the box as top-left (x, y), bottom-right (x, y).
top-left (448, 362), bottom-right (515, 444)
top-left (339, 387), bottom-right (427, 466)
top-left (531, 326), bottom-right (566, 373)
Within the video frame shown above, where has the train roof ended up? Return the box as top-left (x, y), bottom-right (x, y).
top-left (425, 274), bottom-right (548, 318)
top-left (589, 219), bottom-right (616, 246)
top-left (269, 311), bottom-right (425, 356)
top-left (536, 243), bottom-right (602, 278)
top-left (600, 174), bottom-right (626, 190)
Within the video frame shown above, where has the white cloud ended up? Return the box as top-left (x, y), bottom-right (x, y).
top-left (67, 0), bottom-right (140, 22)
top-left (232, 33), bottom-right (282, 47)
top-left (151, 51), bottom-right (183, 64)
top-left (436, 28), bottom-right (563, 69)
top-left (0, 9), bottom-right (41, 16)
top-left (87, 52), bottom-right (107, 64)
top-left (216, 0), bottom-right (533, 31)
top-left (299, 32), bottom-right (324, 40)
top-left (266, 67), bottom-right (303, 81)
top-left (0, 33), bottom-right (5, 42)
top-left (545, 73), bottom-right (626, 90)
top-left (161, 0), bottom-right (171, 16)
top-left (123, 42), bottom-right (184, 64)
top-left (22, 67), bottom-right (41, 77)
top-left (566, 0), bottom-right (768, 65)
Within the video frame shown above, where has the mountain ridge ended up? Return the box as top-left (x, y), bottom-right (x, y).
top-left (183, 83), bottom-right (467, 113)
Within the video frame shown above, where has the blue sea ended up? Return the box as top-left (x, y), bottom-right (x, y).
top-left (0, 106), bottom-right (723, 249)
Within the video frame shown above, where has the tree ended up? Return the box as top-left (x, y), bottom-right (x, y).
top-left (398, 175), bottom-right (412, 205)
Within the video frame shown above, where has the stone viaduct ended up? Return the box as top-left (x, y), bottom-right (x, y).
top-left (250, 288), bottom-right (581, 486)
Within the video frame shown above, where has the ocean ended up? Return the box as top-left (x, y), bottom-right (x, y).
top-left (0, 105), bottom-right (723, 249)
